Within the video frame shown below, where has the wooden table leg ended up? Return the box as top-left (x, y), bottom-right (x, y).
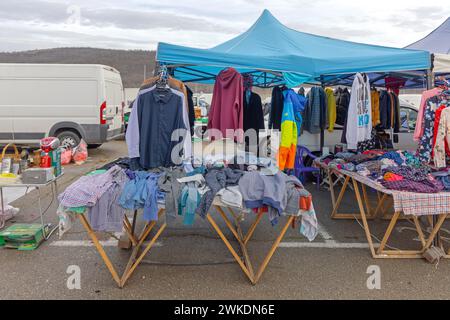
top-left (423, 214), bottom-right (448, 250)
top-left (120, 222), bottom-right (167, 288)
top-left (377, 211), bottom-right (401, 255)
top-left (207, 213), bottom-right (254, 283)
top-left (78, 214), bottom-right (121, 286)
top-left (352, 178), bottom-right (377, 258)
top-left (244, 211), bottom-right (264, 245)
top-left (331, 175), bottom-right (350, 218)
top-left (254, 216), bottom-right (294, 284)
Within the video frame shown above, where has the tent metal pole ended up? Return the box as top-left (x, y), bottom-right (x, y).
top-left (426, 55), bottom-right (440, 247)
top-left (320, 76), bottom-right (325, 154)
top-left (427, 54), bottom-right (435, 89)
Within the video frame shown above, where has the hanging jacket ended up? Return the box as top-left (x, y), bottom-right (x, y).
top-left (243, 91), bottom-right (265, 133)
top-left (126, 86), bottom-right (187, 169)
top-left (325, 87), bottom-right (337, 132)
top-left (304, 87), bottom-right (327, 134)
top-left (269, 86), bottom-right (284, 130)
top-left (278, 90), bottom-right (298, 170)
top-left (346, 73), bottom-right (372, 150)
top-left (335, 87), bottom-right (350, 126)
top-left (379, 90), bottom-right (391, 129)
top-left (371, 90), bottom-right (380, 127)
top-left (207, 68), bottom-right (244, 142)
top-left (284, 89), bottom-right (305, 136)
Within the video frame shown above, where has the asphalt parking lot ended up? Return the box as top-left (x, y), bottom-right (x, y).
top-left (1, 140), bottom-right (449, 300)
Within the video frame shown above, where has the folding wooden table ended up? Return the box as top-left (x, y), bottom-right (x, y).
top-left (77, 208), bottom-right (167, 288)
top-left (206, 201), bottom-right (299, 285)
top-left (317, 161), bottom-right (449, 259)
top-left (76, 197), bottom-right (309, 287)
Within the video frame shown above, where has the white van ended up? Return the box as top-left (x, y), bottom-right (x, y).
top-left (0, 63), bottom-right (125, 148)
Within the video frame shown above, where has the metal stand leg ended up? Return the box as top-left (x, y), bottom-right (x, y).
top-left (0, 187), bottom-right (5, 229)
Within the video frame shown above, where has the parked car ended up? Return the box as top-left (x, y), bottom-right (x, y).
top-left (263, 98), bottom-right (420, 153)
top-left (0, 63), bottom-right (125, 148)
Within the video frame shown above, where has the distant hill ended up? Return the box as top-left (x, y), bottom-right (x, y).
top-left (0, 47), bottom-right (274, 95)
top-left (0, 47), bottom-right (155, 88)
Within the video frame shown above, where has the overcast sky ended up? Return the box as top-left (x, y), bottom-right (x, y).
top-left (0, 0), bottom-right (449, 52)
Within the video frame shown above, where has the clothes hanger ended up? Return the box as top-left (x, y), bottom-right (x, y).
top-left (156, 65), bottom-right (170, 91)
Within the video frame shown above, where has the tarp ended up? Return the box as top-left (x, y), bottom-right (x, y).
top-left (435, 54), bottom-right (450, 73)
top-left (157, 10), bottom-right (430, 87)
top-left (406, 18), bottom-right (450, 74)
top-left (406, 18), bottom-right (450, 54)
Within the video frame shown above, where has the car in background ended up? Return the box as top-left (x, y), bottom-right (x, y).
top-left (0, 63), bottom-right (125, 149)
top-left (296, 98), bottom-right (420, 153)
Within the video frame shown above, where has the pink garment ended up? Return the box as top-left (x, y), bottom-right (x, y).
top-left (208, 68), bottom-right (244, 143)
top-left (414, 88), bottom-right (442, 142)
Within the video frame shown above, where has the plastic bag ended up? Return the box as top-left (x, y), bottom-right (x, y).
top-left (60, 148), bottom-right (72, 166)
top-left (0, 205), bottom-right (19, 229)
top-left (72, 139), bottom-right (88, 165)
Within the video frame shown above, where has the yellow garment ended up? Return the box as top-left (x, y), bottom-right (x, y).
top-left (371, 90), bottom-right (380, 126)
top-left (277, 99), bottom-right (298, 170)
top-left (325, 87), bottom-right (336, 132)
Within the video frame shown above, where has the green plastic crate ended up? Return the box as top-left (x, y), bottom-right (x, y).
top-left (0, 224), bottom-right (46, 251)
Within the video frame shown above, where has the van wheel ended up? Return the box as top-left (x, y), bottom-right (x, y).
top-left (57, 131), bottom-right (81, 149)
top-left (88, 144), bottom-right (102, 149)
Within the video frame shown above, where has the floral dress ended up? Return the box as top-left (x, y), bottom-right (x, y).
top-left (418, 97), bottom-right (439, 163)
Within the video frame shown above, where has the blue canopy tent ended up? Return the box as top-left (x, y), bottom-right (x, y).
top-left (156, 10), bottom-right (431, 88)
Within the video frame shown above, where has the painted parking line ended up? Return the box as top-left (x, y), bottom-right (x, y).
top-left (279, 242), bottom-right (377, 249)
top-left (50, 240), bottom-right (163, 247)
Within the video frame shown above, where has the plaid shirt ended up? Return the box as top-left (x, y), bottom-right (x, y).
top-left (58, 166), bottom-right (127, 208)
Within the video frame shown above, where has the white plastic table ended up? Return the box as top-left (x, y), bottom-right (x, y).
top-left (0, 173), bottom-right (63, 239)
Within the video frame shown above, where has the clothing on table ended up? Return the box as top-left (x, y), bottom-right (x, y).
top-left (58, 166), bottom-right (130, 232)
top-left (285, 180), bottom-right (311, 215)
top-left (382, 166), bottom-right (429, 182)
top-left (381, 179), bottom-right (443, 193)
top-left (304, 87), bottom-right (327, 134)
top-left (126, 85), bottom-right (190, 169)
top-left (216, 186), bottom-right (243, 208)
top-left (269, 86), bottom-right (284, 130)
top-left (88, 170), bottom-right (129, 232)
top-left (278, 89), bottom-right (299, 171)
top-left (299, 203), bottom-right (318, 242)
top-left (157, 167), bottom-right (186, 218)
top-left (346, 73), bottom-right (372, 150)
top-left (325, 87), bottom-right (337, 132)
top-left (239, 171), bottom-right (303, 225)
top-left (436, 176), bottom-right (450, 190)
top-left (196, 167), bottom-right (244, 218)
top-left (177, 173), bottom-right (208, 225)
top-left (414, 88), bottom-right (442, 141)
top-left (207, 68), bottom-right (244, 143)
top-left (179, 184), bottom-right (201, 226)
top-left (334, 87), bottom-right (350, 126)
top-left (434, 106), bottom-right (450, 168)
top-left (119, 171), bottom-right (163, 222)
top-left (59, 165), bottom-right (126, 208)
top-left (371, 90), bottom-right (380, 126)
